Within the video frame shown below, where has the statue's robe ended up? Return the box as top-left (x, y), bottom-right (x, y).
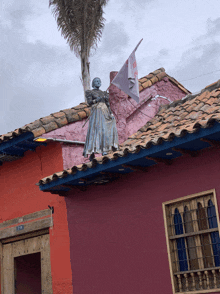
top-left (83, 89), bottom-right (119, 157)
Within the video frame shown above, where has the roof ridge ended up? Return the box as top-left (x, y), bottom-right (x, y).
top-left (138, 67), bottom-right (190, 94)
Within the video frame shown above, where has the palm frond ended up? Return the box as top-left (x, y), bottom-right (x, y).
top-left (49, 0), bottom-right (109, 57)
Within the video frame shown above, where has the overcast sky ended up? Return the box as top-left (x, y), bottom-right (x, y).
top-left (1, 0), bottom-right (220, 135)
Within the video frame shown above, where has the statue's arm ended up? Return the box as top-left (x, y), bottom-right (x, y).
top-left (104, 92), bottom-right (113, 114)
top-left (85, 90), bottom-right (96, 106)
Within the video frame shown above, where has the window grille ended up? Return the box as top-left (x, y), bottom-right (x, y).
top-left (163, 190), bottom-right (220, 293)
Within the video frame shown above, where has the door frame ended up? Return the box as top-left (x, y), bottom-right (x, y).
top-left (0, 209), bottom-right (53, 294)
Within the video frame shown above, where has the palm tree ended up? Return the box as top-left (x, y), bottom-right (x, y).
top-left (49, 0), bottom-right (109, 99)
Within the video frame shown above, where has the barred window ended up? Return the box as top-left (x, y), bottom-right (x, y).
top-left (163, 190), bottom-right (220, 293)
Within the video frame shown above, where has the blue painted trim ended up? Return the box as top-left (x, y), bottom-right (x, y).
top-left (40, 122), bottom-right (220, 191)
top-left (0, 132), bottom-right (47, 159)
top-left (0, 133), bottom-right (34, 152)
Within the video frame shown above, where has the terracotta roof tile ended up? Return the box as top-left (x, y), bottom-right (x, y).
top-left (43, 121), bottom-right (58, 133)
top-left (206, 97), bottom-right (219, 106)
top-left (55, 116), bottom-right (68, 128)
top-left (138, 68), bottom-right (191, 95)
top-left (157, 71), bottom-right (167, 81)
top-left (139, 85), bottom-right (144, 92)
top-left (40, 115), bottom-right (55, 125)
top-left (31, 127), bottom-right (46, 137)
top-left (139, 77), bottom-right (147, 83)
top-left (38, 78), bottom-right (220, 186)
top-left (52, 111), bottom-right (66, 118)
top-left (77, 110), bottom-right (87, 120)
top-left (142, 80), bottom-right (152, 88)
top-left (150, 76), bottom-right (159, 84)
top-left (138, 68), bottom-right (190, 94)
top-left (145, 73), bottom-right (154, 79)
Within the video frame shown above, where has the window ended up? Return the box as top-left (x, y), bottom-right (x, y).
top-left (163, 190), bottom-right (220, 293)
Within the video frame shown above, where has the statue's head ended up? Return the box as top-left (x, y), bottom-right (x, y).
top-left (92, 77), bottom-right (101, 89)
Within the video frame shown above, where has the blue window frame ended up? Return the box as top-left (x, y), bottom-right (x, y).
top-left (207, 199), bottom-right (220, 266)
top-left (163, 191), bottom-right (220, 293)
top-left (174, 208), bottom-right (188, 271)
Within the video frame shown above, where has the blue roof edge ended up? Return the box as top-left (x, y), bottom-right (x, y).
top-left (0, 132), bottom-right (34, 152)
top-left (39, 122), bottom-right (220, 192)
top-left (0, 132), bottom-right (47, 161)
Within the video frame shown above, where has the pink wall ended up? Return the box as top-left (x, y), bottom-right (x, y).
top-left (65, 147), bottom-right (220, 294)
top-left (42, 74), bottom-right (186, 169)
top-left (41, 120), bottom-right (89, 169)
top-left (109, 74), bottom-right (186, 140)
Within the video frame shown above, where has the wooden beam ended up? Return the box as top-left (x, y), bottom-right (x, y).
top-left (169, 227), bottom-right (218, 240)
top-left (145, 156), bottom-right (172, 165)
top-left (100, 172), bottom-right (121, 178)
top-left (122, 164), bottom-right (148, 172)
top-left (1, 228), bottom-right (49, 244)
top-left (172, 147), bottom-right (198, 157)
top-left (60, 184), bottom-right (76, 189)
top-left (79, 178), bottom-right (87, 182)
top-left (200, 138), bottom-right (220, 148)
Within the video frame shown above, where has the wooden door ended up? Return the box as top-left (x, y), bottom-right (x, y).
top-left (2, 234), bottom-right (52, 294)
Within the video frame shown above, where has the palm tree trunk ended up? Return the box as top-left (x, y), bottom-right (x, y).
top-left (81, 51), bottom-right (91, 101)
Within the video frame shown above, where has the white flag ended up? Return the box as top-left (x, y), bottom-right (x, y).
top-left (111, 39), bottom-right (143, 103)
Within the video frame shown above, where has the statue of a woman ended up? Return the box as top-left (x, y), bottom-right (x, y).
top-left (83, 77), bottom-right (119, 161)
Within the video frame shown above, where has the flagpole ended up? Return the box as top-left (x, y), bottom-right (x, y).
top-left (133, 38), bottom-right (143, 52)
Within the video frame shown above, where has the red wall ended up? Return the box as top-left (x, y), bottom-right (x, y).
top-left (65, 147), bottom-right (220, 293)
top-left (0, 143), bottom-right (73, 294)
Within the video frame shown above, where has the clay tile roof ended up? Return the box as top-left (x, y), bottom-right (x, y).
top-left (38, 79), bottom-right (220, 186)
top-left (0, 103), bottom-right (91, 144)
top-left (138, 67), bottom-right (191, 94)
top-left (0, 68), bottom-right (189, 145)
top-left (122, 79), bottom-right (220, 147)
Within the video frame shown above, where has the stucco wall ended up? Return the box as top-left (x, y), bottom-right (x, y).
top-left (0, 144), bottom-right (73, 294)
top-left (41, 120), bottom-right (89, 170)
top-left (42, 75), bottom-right (186, 170)
top-left (109, 74), bottom-right (186, 140)
top-left (65, 147), bottom-right (220, 294)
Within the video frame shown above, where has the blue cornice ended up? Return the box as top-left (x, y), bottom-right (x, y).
top-left (0, 133), bottom-right (34, 152)
top-left (39, 122), bottom-right (220, 192)
top-left (0, 132), bottom-right (47, 163)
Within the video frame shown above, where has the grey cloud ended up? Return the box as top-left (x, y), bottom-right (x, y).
top-left (95, 20), bottom-right (129, 56)
top-left (163, 16), bottom-right (220, 93)
top-left (121, 0), bottom-right (154, 10)
top-left (2, 0), bottom-right (35, 29)
top-left (89, 20), bottom-right (129, 82)
top-left (159, 49), bottom-right (169, 57)
top-left (0, 9), bottom-right (83, 135)
top-left (206, 18), bottom-right (220, 37)
top-left (169, 42), bottom-right (220, 93)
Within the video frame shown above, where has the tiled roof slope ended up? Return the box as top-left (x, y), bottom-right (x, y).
top-left (38, 79), bottom-right (220, 186)
top-left (0, 103), bottom-right (90, 143)
top-left (121, 79), bottom-right (220, 148)
top-left (138, 67), bottom-right (190, 94)
top-left (0, 68), bottom-right (190, 144)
